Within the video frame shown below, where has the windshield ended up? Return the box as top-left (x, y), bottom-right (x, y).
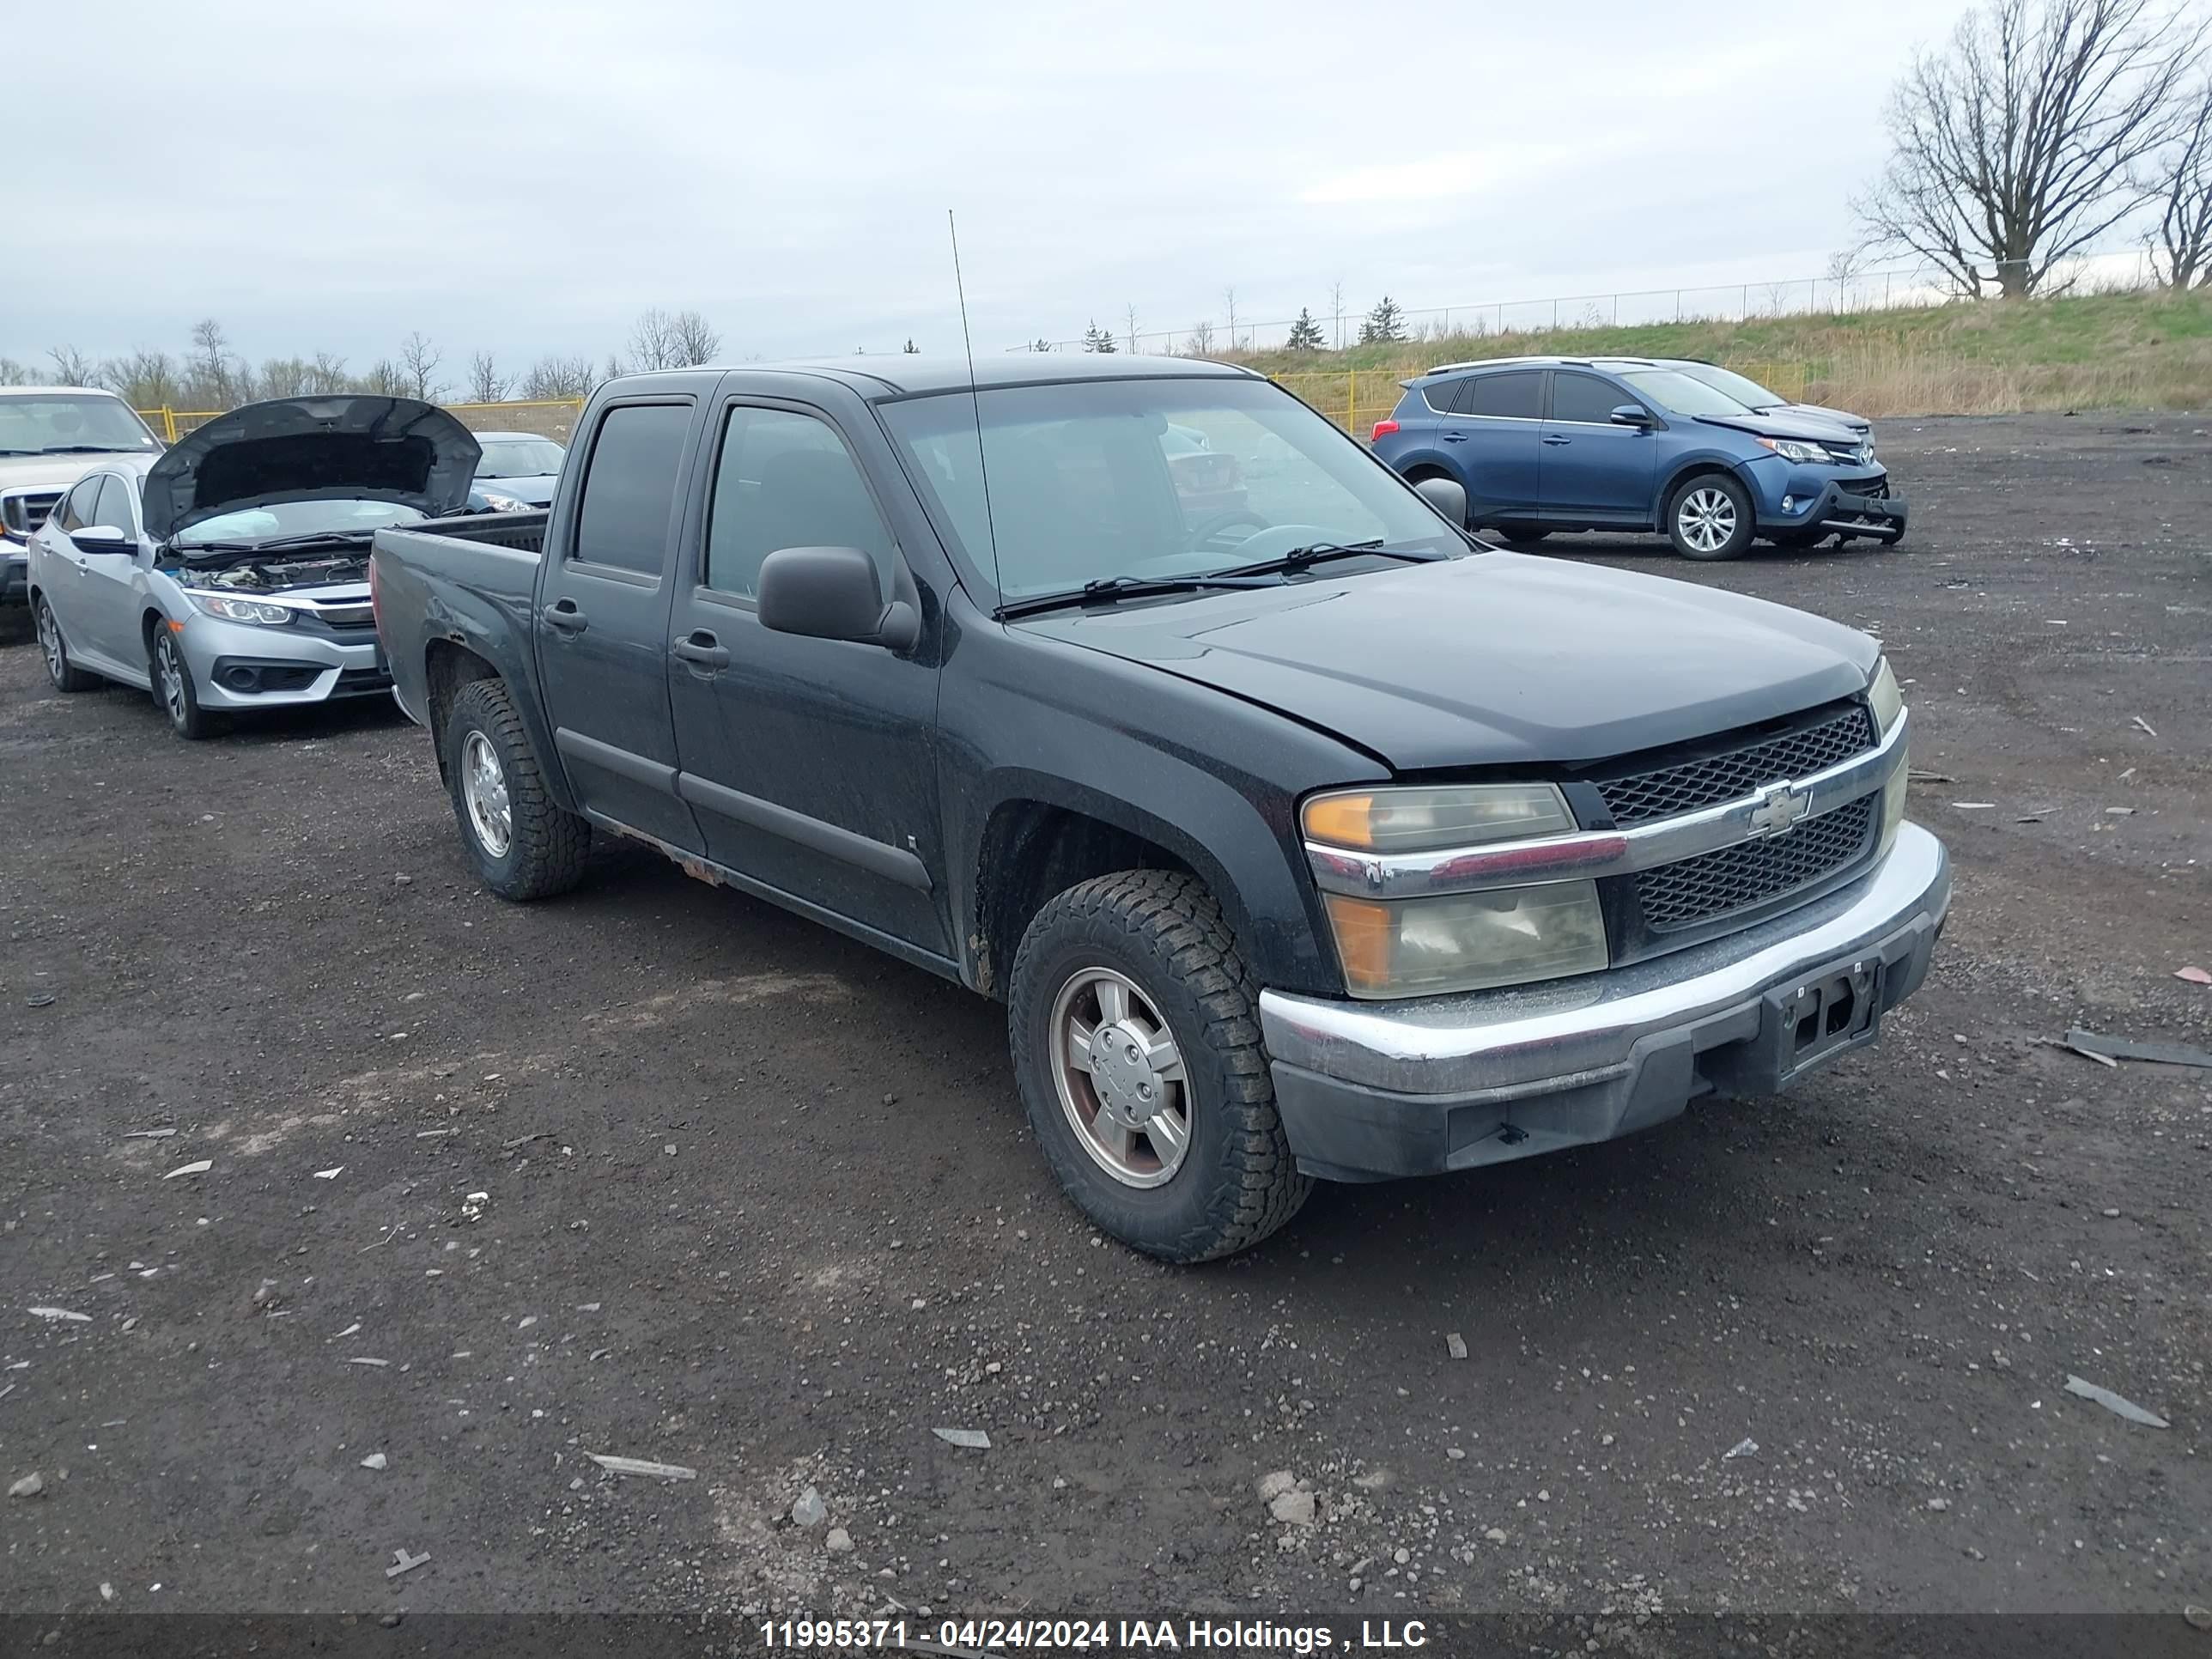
top-left (1677, 363), bottom-right (1784, 408)
top-left (0, 393), bottom-right (161, 456)
top-left (878, 377), bottom-right (1461, 599)
top-left (179, 499), bottom-right (427, 547)
top-left (473, 437), bottom-right (564, 478)
top-left (1617, 369), bottom-right (1763, 418)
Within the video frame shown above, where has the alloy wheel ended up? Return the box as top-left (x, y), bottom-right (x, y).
top-left (1677, 487), bottom-right (1737, 554)
top-left (462, 732), bottom-right (514, 859)
top-left (1048, 966), bottom-right (1193, 1189)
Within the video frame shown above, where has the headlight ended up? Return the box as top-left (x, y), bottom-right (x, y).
top-left (1867, 655), bottom-right (1903, 736)
top-left (185, 591), bottom-right (295, 626)
top-left (1302, 782), bottom-right (1574, 853)
top-left (478, 489), bottom-right (530, 513)
top-left (1869, 656), bottom-right (1907, 854)
top-left (1304, 784), bottom-right (1606, 997)
top-left (1322, 883), bottom-right (1609, 998)
top-left (1758, 436), bottom-right (1830, 465)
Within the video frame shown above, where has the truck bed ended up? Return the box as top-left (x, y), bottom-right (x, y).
top-left (371, 512), bottom-right (553, 732)
top-left (399, 508), bottom-right (549, 556)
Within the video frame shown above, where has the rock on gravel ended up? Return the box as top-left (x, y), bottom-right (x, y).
top-left (792, 1486), bottom-right (827, 1528)
top-left (1268, 1489), bottom-right (1317, 1527)
top-left (9, 1473), bottom-right (45, 1498)
top-left (825, 1527), bottom-right (854, 1555)
top-left (1255, 1470), bottom-right (1297, 1503)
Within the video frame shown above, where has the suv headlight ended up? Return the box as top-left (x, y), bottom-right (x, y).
top-left (1868, 656), bottom-right (1907, 854)
top-left (185, 591), bottom-right (295, 626)
top-left (1757, 435), bottom-right (1831, 465)
top-left (1303, 783), bottom-right (1609, 998)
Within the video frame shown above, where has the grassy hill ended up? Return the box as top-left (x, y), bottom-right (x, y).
top-left (1241, 288), bottom-right (2212, 422)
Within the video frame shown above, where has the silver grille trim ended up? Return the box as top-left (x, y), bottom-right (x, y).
top-left (1304, 708), bottom-right (1905, 902)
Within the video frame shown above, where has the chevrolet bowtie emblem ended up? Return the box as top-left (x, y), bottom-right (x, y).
top-left (1748, 781), bottom-right (1814, 836)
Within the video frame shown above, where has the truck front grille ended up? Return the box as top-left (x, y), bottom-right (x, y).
top-left (2, 491), bottom-right (62, 537)
top-left (1637, 795), bottom-right (1877, 930)
top-left (1591, 702), bottom-right (1875, 827)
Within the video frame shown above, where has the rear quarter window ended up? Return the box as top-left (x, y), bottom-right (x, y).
top-left (1418, 380), bottom-right (1463, 415)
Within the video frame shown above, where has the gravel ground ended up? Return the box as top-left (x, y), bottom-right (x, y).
top-left (1, 413), bottom-right (2207, 1631)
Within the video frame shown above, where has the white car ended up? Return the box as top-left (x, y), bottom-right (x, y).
top-left (29, 394), bottom-right (478, 738)
top-left (1, 386), bottom-right (166, 606)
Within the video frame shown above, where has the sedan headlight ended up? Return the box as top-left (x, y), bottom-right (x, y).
top-left (1304, 783), bottom-right (1609, 997)
top-left (185, 591), bottom-right (295, 626)
top-left (1758, 435), bottom-right (1831, 465)
top-left (1868, 655), bottom-right (1907, 854)
top-left (477, 489), bottom-right (531, 513)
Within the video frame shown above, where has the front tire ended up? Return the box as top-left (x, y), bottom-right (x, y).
top-left (1007, 870), bottom-right (1311, 1262)
top-left (36, 597), bottom-right (100, 692)
top-left (1667, 474), bottom-right (1755, 561)
top-left (444, 678), bottom-right (590, 901)
top-left (150, 624), bottom-right (223, 739)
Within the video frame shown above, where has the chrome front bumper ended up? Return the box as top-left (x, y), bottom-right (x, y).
top-left (1258, 823), bottom-right (1950, 1182)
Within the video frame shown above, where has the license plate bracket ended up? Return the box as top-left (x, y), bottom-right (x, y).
top-left (1703, 953), bottom-right (1888, 1097)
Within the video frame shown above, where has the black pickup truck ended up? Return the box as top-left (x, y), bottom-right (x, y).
top-left (370, 356), bottom-right (1949, 1261)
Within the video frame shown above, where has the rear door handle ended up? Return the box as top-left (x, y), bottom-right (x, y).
top-left (542, 599), bottom-right (587, 634)
top-left (672, 630), bottom-right (731, 671)
top-left (1541, 434), bottom-right (1571, 446)
top-left (1443, 431), bottom-right (1469, 443)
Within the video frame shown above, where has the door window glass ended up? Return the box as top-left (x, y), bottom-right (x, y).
top-left (92, 474), bottom-right (138, 534)
top-left (571, 403), bottom-right (690, 576)
top-left (1550, 373), bottom-right (1631, 425)
top-left (702, 407), bottom-right (894, 599)
top-left (1460, 372), bottom-right (1540, 419)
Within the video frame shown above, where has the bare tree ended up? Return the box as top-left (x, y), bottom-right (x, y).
top-left (627, 307), bottom-right (679, 372)
top-left (520, 355), bottom-right (595, 400)
top-left (1826, 247), bottom-right (1868, 310)
top-left (308, 353), bottom-right (351, 394)
top-left (667, 309), bottom-right (720, 366)
top-left (1328, 280), bottom-right (1346, 349)
top-left (100, 349), bottom-right (179, 408)
top-left (2151, 79), bottom-right (2212, 287)
top-left (0, 358), bottom-right (33, 386)
top-left (1125, 302), bottom-right (1140, 354)
top-left (1223, 286), bottom-right (1238, 351)
top-left (256, 357), bottom-right (312, 398)
top-left (187, 318), bottom-right (237, 407)
top-left (1854, 0), bottom-right (2206, 297)
top-left (465, 349), bottom-right (512, 403)
top-left (47, 344), bottom-right (98, 386)
top-left (398, 331), bottom-right (444, 400)
top-left (363, 360), bottom-right (408, 397)
top-left (1184, 319), bottom-right (1216, 356)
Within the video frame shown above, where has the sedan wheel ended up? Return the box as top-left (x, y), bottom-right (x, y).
top-left (37, 597), bottom-right (98, 692)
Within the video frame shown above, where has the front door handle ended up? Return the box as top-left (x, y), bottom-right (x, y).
top-left (542, 599), bottom-right (587, 634)
top-left (1541, 434), bottom-right (1571, 446)
top-left (672, 630), bottom-right (731, 671)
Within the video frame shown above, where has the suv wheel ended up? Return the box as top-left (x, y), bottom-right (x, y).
top-left (1007, 870), bottom-right (1311, 1261)
top-left (444, 678), bottom-right (590, 901)
top-left (36, 597), bottom-right (100, 692)
top-left (1668, 474), bottom-right (1755, 560)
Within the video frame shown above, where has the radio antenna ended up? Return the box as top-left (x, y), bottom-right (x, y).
top-left (947, 210), bottom-right (1002, 592)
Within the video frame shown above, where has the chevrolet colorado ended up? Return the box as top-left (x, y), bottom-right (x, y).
top-left (370, 356), bottom-right (1949, 1261)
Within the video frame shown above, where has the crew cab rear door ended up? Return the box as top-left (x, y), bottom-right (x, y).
top-left (663, 380), bottom-right (951, 964)
top-left (533, 392), bottom-right (707, 854)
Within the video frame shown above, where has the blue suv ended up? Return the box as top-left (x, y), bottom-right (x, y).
top-left (1370, 357), bottom-right (1907, 560)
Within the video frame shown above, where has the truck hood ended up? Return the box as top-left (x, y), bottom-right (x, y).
top-left (0, 451), bottom-right (155, 495)
top-left (142, 396), bottom-right (481, 542)
top-left (1691, 407), bottom-right (1869, 445)
top-left (1016, 552), bottom-right (1880, 772)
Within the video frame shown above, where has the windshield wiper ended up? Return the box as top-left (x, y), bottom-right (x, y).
top-left (1212, 538), bottom-right (1449, 579)
top-left (996, 572), bottom-right (1282, 622)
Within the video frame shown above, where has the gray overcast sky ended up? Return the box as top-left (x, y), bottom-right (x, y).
top-left (15, 0), bottom-right (1972, 374)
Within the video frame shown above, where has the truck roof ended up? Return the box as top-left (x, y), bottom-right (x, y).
top-left (609, 353), bottom-right (1260, 400)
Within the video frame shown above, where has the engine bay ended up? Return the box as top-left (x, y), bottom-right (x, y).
top-left (172, 552), bottom-right (370, 592)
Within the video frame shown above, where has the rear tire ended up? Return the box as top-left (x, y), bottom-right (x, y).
top-left (1667, 473), bottom-right (1755, 561)
top-left (444, 678), bottom-right (590, 901)
top-left (36, 596), bottom-right (100, 692)
top-left (1497, 525), bottom-right (1552, 544)
top-left (1007, 870), bottom-right (1310, 1262)
top-left (150, 624), bottom-right (224, 739)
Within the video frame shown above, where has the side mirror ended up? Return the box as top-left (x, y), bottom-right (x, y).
top-left (70, 526), bottom-right (135, 556)
top-left (757, 545), bottom-right (919, 652)
top-left (1413, 475), bottom-right (1468, 528)
top-left (1609, 404), bottom-right (1653, 427)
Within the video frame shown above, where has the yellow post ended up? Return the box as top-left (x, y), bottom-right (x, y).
top-left (1347, 370), bottom-right (1358, 437)
top-left (162, 407), bottom-right (178, 444)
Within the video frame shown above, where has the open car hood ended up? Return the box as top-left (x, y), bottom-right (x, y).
top-left (1691, 407), bottom-right (1866, 444)
top-left (142, 396), bottom-right (481, 543)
